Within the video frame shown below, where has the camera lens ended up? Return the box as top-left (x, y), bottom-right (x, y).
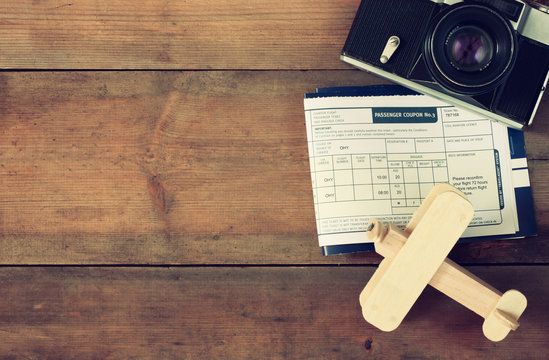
top-left (423, 3), bottom-right (517, 95)
top-left (446, 26), bottom-right (493, 72)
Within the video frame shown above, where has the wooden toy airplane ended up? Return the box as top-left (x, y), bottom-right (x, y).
top-left (360, 183), bottom-right (527, 342)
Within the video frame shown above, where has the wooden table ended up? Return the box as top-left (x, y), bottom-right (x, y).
top-left (0, 1), bottom-right (547, 358)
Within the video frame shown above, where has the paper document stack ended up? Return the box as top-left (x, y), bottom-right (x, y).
top-left (303, 85), bottom-right (536, 255)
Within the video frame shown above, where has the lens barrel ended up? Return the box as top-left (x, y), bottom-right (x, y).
top-left (423, 3), bottom-right (517, 95)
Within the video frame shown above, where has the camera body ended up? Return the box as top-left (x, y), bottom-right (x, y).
top-left (341, 0), bottom-right (549, 128)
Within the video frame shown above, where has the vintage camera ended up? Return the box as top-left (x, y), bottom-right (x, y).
top-left (341, 0), bottom-right (549, 128)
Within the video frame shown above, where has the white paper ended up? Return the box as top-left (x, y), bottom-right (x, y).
top-left (304, 94), bottom-right (519, 247)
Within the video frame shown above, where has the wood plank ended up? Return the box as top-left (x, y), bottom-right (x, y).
top-left (0, 70), bottom-right (374, 265)
top-left (524, 96), bottom-right (549, 160)
top-left (0, 70), bottom-right (548, 265)
top-left (0, 266), bottom-right (547, 359)
top-left (0, 0), bottom-right (360, 70)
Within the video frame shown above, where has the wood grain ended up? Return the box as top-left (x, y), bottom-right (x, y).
top-left (0, 266), bottom-right (547, 359)
top-left (1, 70), bottom-right (548, 265)
top-left (0, 0), bottom-right (360, 70)
top-left (0, 2), bottom-right (547, 357)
